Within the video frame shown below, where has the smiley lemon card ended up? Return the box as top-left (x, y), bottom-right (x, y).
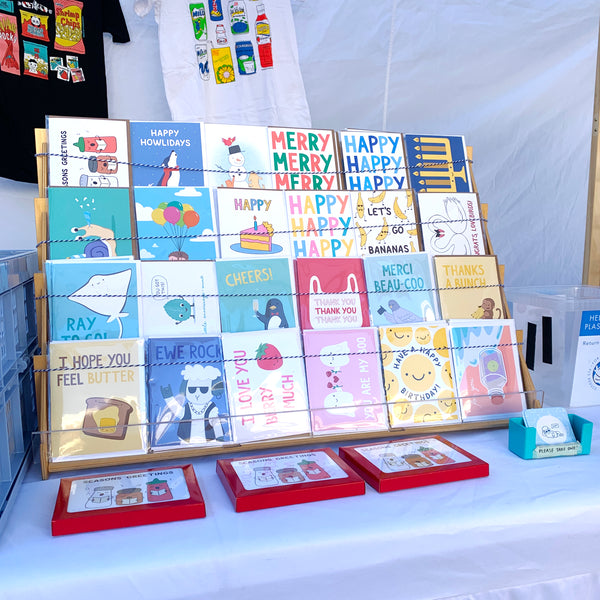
top-left (379, 322), bottom-right (461, 427)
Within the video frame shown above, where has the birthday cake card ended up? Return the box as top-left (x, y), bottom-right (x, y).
top-left (133, 186), bottom-right (218, 261)
top-left (221, 328), bottom-right (311, 443)
top-left (147, 336), bottom-right (231, 449)
top-left (138, 260), bottom-right (220, 337)
top-left (379, 322), bottom-right (461, 427)
top-left (215, 188), bottom-right (292, 258)
top-left (302, 328), bottom-right (388, 434)
top-left (286, 190), bottom-right (357, 258)
top-left (48, 338), bottom-right (147, 462)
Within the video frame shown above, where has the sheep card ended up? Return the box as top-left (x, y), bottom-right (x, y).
top-left (302, 328), bottom-right (388, 434)
top-left (403, 134), bottom-right (473, 193)
top-left (46, 258), bottom-right (140, 342)
top-left (48, 338), bottom-right (147, 462)
top-left (339, 130), bottom-right (408, 191)
top-left (295, 257), bottom-right (370, 330)
top-left (448, 319), bottom-right (525, 422)
top-left (215, 257), bottom-right (297, 333)
top-left (221, 328), bottom-right (311, 444)
top-left (338, 435), bottom-right (489, 493)
top-left (216, 448), bottom-right (365, 512)
top-left (47, 187), bottom-right (135, 260)
top-left (215, 188), bottom-right (292, 258)
top-left (417, 192), bottom-right (486, 255)
top-left (129, 121), bottom-right (205, 187)
top-left (286, 190), bottom-right (358, 258)
top-left (133, 186), bottom-right (218, 261)
top-left (351, 190), bottom-right (420, 257)
top-left (433, 255), bottom-right (505, 320)
top-left (139, 261), bottom-right (220, 337)
top-left (203, 122), bottom-right (273, 190)
top-left (47, 116), bottom-right (130, 188)
top-left (363, 253), bottom-right (440, 327)
top-left (268, 127), bottom-right (342, 191)
top-left (379, 323), bottom-right (461, 427)
top-left (146, 337), bottom-right (231, 449)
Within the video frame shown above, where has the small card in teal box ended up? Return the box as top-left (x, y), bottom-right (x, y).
top-left (509, 413), bottom-right (593, 459)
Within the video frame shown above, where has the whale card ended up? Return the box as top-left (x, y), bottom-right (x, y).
top-left (46, 258), bottom-right (140, 341)
top-left (221, 328), bottom-right (311, 443)
top-left (47, 187), bottom-right (135, 260)
top-left (351, 190), bottom-right (420, 257)
top-left (379, 322), bottom-right (461, 427)
top-left (129, 121), bottom-right (205, 187)
top-left (302, 328), bottom-right (388, 434)
top-left (48, 338), bottom-right (147, 462)
top-left (286, 190), bottom-right (357, 258)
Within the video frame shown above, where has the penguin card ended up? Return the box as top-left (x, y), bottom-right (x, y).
top-left (138, 261), bottom-right (221, 337)
top-left (202, 122), bottom-right (273, 190)
top-left (129, 121), bottom-right (205, 187)
top-left (268, 127), bottom-right (342, 191)
top-left (133, 186), bottom-right (218, 261)
top-left (215, 257), bottom-right (297, 333)
top-left (448, 319), bottom-right (525, 422)
top-left (46, 258), bottom-right (140, 341)
top-left (403, 134), bottom-right (473, 193)
top-left (48, 338), bottom-right (147, 462)
top-left (302, 328), bottom-right (388, 434)
top-left (379, 322), bottom-right (461, 427)
top-left (363, 253), bottom-right (440, 327)
top-left (416, 192), bottom-right (486, 255)
top-left (47, 116), bottom-right (131, 188)
top-left (286, 190), bottom-right (358, 258)
top-left (295, 257), bottom-right (369, 330)
top-left (47, 187), bottom-right (135, 260)
top-left (433, 255), bottom-right (505, 320)
top-left (350, 190), bottom-right (420, 257)
top-left (214, 188), bottom-right (292, 258)
top-left (221, 328), bottom-right (311, 443)
top-left (146, 337), bottom-right (231, 449)
top-left (339, 129), bottom-right (408, 192)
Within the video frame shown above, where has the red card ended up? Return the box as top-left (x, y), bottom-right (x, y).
top-left (216, 447), bottom-right (365, 512)
top-left (51, 464), bottom-right (205, 536)
top-left (339, 435), bottom-right (489, 493)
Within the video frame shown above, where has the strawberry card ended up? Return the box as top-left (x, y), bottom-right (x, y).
top-left (302, 328), bottom-right (388, 434)
top-left (221, 328), bottom-right (311, 443)
top-left (295, 257), bottom-right (369, 330)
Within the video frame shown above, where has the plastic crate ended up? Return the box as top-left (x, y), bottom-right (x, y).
top-left (506, 285), bottom-right (600, 408)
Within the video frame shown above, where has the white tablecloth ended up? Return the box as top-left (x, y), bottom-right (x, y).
top-left (1, 407), bottom-right (600, 600)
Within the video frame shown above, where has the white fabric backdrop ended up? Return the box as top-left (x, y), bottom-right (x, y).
top-left (0, 0), bottom-right (598, 288)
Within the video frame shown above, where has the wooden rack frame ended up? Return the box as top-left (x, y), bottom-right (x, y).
top-left (32, 131), bottom-right (540, 479)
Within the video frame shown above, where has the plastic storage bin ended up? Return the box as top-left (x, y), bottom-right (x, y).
top-left (506, 285), bottom-right (600, 408)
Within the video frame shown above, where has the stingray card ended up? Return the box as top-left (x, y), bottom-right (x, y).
top-left (363, 252), bottom-right (440, 327)
top-left (47, 116), bottom-right (130, 188)
top-left (417, 192), bottom-right (485, 255)
top-left (448, 319), bottom-right (525, 421)
top-left (379, 322), bottom-right (461, 427)
top-left (47, 187), bottom-right (135, 260)
top-left (203, 122), bottom-right (273, 189)
top-left (302, 328), bottom-right (388, 434)
top-left (221, 328), bottom-right (311, 443)
top-left (215, 257), bottom-right (297, 333)
top-left (215, 188), bottom-right (292, 258)
top-left (295, 257), bottom-right (369, 330)
top-left (46, 259), bottom-right (140, 341)
top-left (129, 121), bottom-right (205, 187)
top-left (134, 186), bottom-right (218, 261)
top-left (147, 337), bottom-right (231, 449)
top-left (139, 261), bottom-right (221, 337)
top-left (48, 338), bottom-right (147, 462)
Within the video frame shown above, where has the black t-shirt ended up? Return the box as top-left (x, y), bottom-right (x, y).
top-left (0, 0), bottom-right (129, 183)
